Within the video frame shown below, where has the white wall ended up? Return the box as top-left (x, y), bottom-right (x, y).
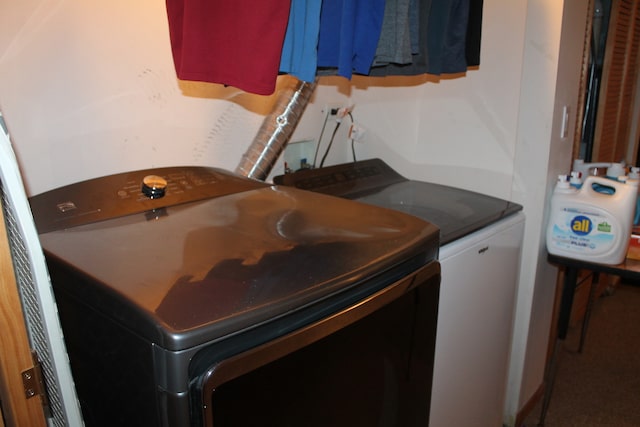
top-left (0, 0), bottom-right (588, 424)
top-left (293, 1), bottom-right (528, 202)
top-left (0, 0), bottom-right (282, 196)
top-left (505, 0), bottom-right (589, 424)
top-left (1, 0), bottom-right (531, 202)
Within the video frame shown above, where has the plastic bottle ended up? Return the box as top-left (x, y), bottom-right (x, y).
top-left (569, 171), bottom-right (583, 189)
top-left (606, 162), bottom-right (627, 181)
top-left (572, 159), bottom-right (612, 177)
top-left (546, 174), bottom-right (636, 264)
top-left (629, 167), bottom-right (640, 226)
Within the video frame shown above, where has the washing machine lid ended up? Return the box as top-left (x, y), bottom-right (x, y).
top-left (32, 167), bottom-right (439, 351)
top-left (274, 159), bottom-right (522, 245)
top-left (354, 180), bottom-right (522, 245)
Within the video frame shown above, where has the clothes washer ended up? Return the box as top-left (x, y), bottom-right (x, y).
top-left (275, 158), bottom-right (525, 427)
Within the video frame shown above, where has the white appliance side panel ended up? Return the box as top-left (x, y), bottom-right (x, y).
top-left (429, 212), bottom-right (525, 427)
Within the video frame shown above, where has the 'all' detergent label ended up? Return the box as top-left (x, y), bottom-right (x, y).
top-left (549, 209), bottom-right (615, 254)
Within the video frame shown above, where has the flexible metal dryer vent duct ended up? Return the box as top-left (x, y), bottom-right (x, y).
top-left (235, 77), bottom-right (317, 180)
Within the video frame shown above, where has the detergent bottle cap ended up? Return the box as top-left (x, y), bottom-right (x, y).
top-left (569, 171), bottom-right (583, 188)
top-left (572, 159), bottom-right (588, 176)
top-left (606, 162), bottom-right (626, 180)
top-left (555, 175), bottom-right (574, 193)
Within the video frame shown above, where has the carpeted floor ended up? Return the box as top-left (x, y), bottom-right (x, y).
top-left (522, 282), bottom-right (640, 426)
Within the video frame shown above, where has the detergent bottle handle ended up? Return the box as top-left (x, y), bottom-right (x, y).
top-left (582, 176), bottom-right (625, 196)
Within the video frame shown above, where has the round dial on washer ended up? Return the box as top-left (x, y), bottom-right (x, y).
top-left (141, 175), bottom-right (168, 199)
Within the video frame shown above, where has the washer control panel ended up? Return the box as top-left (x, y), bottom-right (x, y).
top-left (273, 158), bottom-right (407, 198)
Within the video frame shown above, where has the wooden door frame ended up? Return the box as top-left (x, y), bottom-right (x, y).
top-left (0, 203), bottom-right (47, 427)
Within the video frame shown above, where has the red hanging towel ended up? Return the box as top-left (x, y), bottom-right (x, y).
top-left (165, 0), bottom-right (292, 95)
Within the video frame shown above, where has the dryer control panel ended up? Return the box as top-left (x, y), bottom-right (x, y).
top-left (30, 166), bottom-right (267, 233)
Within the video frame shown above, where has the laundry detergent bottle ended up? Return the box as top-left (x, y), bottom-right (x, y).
top-left (629, 166), bottom-right (640, 225)
top-left (546, 174), bottom-right (637, 264)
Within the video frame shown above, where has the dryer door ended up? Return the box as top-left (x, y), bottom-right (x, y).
top-left (193, 262), bottom-right (441, 427)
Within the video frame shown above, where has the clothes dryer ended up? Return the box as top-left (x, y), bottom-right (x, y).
top-left (31, 166), bottom-right (441, 427)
